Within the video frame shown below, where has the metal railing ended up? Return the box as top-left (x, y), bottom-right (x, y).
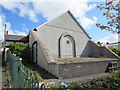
top-left (7, 51), bottom-right (40, 88)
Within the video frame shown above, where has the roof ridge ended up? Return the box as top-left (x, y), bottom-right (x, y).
top-left (36, 10), bottom-right (70, 30)
top-left (5, 34), bottom-right (26, 37)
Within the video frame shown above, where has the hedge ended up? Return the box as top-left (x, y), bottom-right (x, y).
top-left (109, 48), bottom-right (120, 56)
top-left (9, 43), bottom-right (30, 60)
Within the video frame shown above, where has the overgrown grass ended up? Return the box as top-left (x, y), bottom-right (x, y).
top-left (22, 62), bottom-right (44, 82)
top-left (5, 63), bottom-right (12, 88)
top-left (58, 59), bottom-right (76, 63)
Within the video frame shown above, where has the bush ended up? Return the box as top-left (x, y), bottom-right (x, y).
top-left (9, 43), bottom-right (30, 60)
top-left (109, 48), bottom-right (120, 56)
top-left (48, 70), bottom-right (120, 89)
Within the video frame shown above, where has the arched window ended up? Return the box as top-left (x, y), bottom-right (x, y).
top-left (32, 41), bottom-right (38, 64)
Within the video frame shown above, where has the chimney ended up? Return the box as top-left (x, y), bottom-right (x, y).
top-left (6, 31), bottom-right (8, 34)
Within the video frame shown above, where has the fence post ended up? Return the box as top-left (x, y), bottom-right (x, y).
top-left (14, 57), bottom-right (22, 88)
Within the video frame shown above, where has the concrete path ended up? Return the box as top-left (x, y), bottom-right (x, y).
top-left (45, 73), bottom-right (110, 85)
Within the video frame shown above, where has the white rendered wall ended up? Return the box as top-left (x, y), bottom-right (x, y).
top-left (36, 11), bottom-right (91, 58)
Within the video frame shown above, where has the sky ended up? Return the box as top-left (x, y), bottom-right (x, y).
top-left (0, 0), bottom-right (119, 43)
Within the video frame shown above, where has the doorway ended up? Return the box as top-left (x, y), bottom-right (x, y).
top-left (32, 41), bottom-right (37, 64)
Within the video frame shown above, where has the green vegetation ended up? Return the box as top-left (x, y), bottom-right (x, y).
top-left (49, 70), bottom-right (120, 89)
top-left (6, 43), bottom-right (44, 88)
top-left (58, 59), bottom-right (75, 63)
top-left (23, 62), bottom-right (44, 82)
top-left (96, 1), bottom-right (119, 34)
top-left (5, 62), bottom-right (44, 88)
top-left (109, 48), bottom-right (120, 56)
top-left (5, 63), bottom-right (12, 88)
top-left (9, 43), bottom-right (30, 61)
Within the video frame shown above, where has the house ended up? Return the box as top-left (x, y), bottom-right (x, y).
top-left (106, 42), bottom-right (120, 50)
top-left (4, 34), bottom-right (29, 47)
top-left (3, 34), bottom-right (28, 62)
top-left (29, 11), bottom-right (120, 78)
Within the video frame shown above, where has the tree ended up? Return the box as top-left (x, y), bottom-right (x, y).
top-left (109, 48), bottom-right (120, 56)
top-left (10, 43), bottom-right (30, 60)
top-left (96, 0), bottom-right (120, 34)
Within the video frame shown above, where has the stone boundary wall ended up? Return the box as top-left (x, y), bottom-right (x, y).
top-left (56, 59), bottom-right (120, 79)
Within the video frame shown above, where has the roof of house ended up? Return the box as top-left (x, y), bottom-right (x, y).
top-left (5, 34), bottom-right (29, 42)
top-left (6, 34), bottom-right (26, 37)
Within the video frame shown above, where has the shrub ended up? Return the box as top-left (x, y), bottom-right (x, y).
top-left (109, 48), bottom-right (120, 56)
top-left (48, 70), bottom-right (120, 89)
top-left (9, 43), bottom-right (30, 60)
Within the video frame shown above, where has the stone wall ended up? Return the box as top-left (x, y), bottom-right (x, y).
top-left (57, 59), bottom-right (120, 79)
top-left (101, 47), bottom-right (119, 58)
top-left (88, 41), bottom-right (119, 58)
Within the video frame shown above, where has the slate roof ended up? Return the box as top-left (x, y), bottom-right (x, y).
top-left (5, 34), bottom-right (29, 42)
